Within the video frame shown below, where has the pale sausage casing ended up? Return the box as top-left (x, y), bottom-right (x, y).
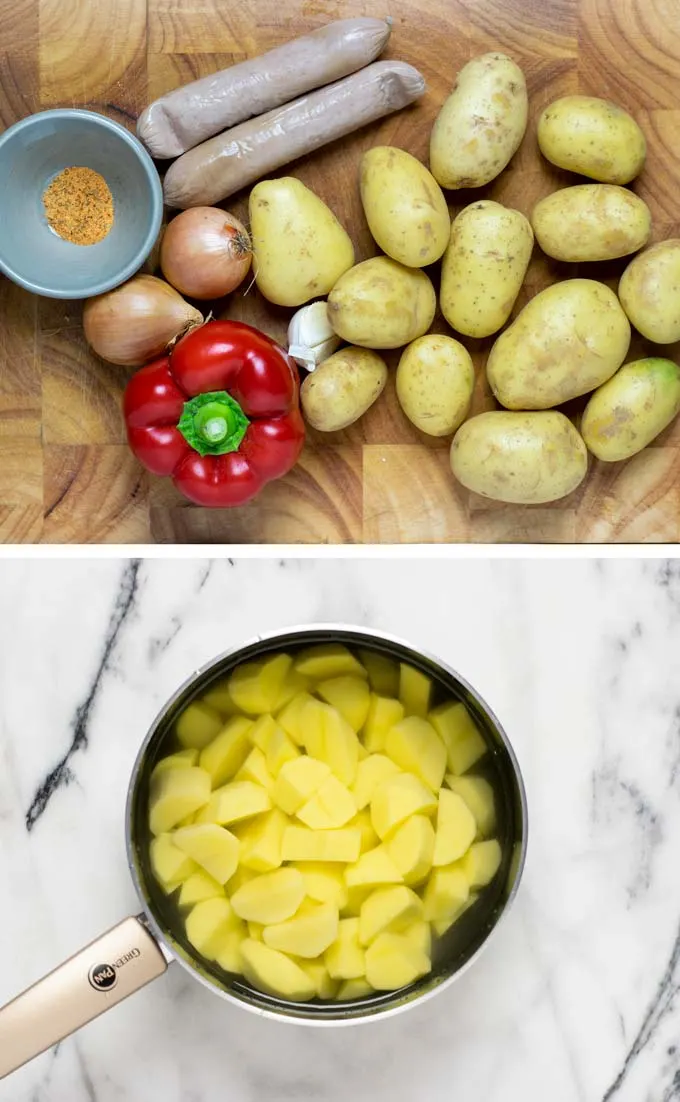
top-left (164, 61), bottom-right (426, 209)
top-left (138, 18), bottom-right (392, 158)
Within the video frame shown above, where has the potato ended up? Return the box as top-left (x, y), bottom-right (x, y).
top-left (351, 810), bottom-right (380, 855)
top-left (363, 695), bottom-right (405, 754)
top-left (236, 747), bottom-right (275, 795)
top-left (327, 257), bottom-right (436, 350)
top-left (214, 924), bottom-right (247, 974)
top-left (282, 826), bottom-right (362, 863)
top-left (294, 644), bottom-right (367, 680)
top-left (230, 867), bottom-right (305, 923)
top-left (487, 279), bottom-right (631, 410)
top-left (179, 869), bottom-right (225, 907)
top-left (149, 766), bottom-right (211, 835)
top-left (440, 201), bottom-right (533, 338)
top-left (429, 52), bottom-right (528, 189)
top-left (150, 834), bottom-right (198, 892)
top-left (432, 790), bottom-right (477, 866)
top-left (358, 651), bottom-right (400, 697)
top-left (202, 680), bottom-right (237, 717)
top-left (325, 917), bottom-right (366, 980)
top-left (531, 185), bottom-right (651, 263)
top-left (273, 756), bottom-right (330, 815)
top-left (276, 693), bottom-right (315, 749)
top-left (295, 863), bottom-right (348, 909)
top-left (249, 178), bottom-right (354, 308)
top-left (302, 702), bottom-right (359, 786)
top-left (301, 347), bottom-right (387, 433)
top-left (370, 773), bottom-right (438, 840)
top-left (445, 775), bottom-right (496, 837)
top-left (264, 728), bottom-right (300, 777)
top-left (236, 808), bottom-right (289, 873)
top-left (185, 897), bottom-right (237, 959)
top-left (537, 95), bottom-right (646, 184)
top-left (173, 824), bottom-right (240, 885)
top-left (194, 780), bottom-right (271, 825)
top-left (345, 845), bottom-right (404, 888)
top-left (457, 839), bottom-right (502, 888)
top-left (365, 931), bottom-right (430, 990)
top-left (359, 885), bottom-right (422, 945)
top-left (423, 866), bottom-right (470, 923)
top-left (581, 358), bottom-right (680, 461)
top-left (296, 775), bottom-right (356, 829)
top-left (360, 146), bottom-right (450, 267)
top-left (336, 978), bottom-right (374, 1000)
top-left (385, 814), bottom-right (435, 886)
top-left (229, 653), bottom-right (293, 715)
top-left (198, 716), bottom-right (252, 786)
top-left (618, 240), bottom-right (680, 344)
top-left (429, 702), bottom-right (487, 776)
top-left (317, 676), bottom-right (371, 732)
top-left (263, 901), bottom-right (339, 958)
top-left (240, 939), bottom-right (317, 1001)
top-left (385, 718), bottom-right (446, 792)
top-left (150, 749), bottom-right (198, 782)
top-left (450, 411), bottom-right (588, 505)
top-left (396, 335), bottom-right (474, 437)
top-left (352, 755), bottom-right (401, 811)
top-left (176, 701), bottom-right (223, 749)
top-left (399, 664), bottom-right (432, 718)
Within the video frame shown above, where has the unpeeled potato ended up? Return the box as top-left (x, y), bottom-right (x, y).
top-left (360, 146), bottom-right (450, 268)
top-left (327, 257), bottom-right (436, 350)
top-left (301, 347), bottom-right (388, 432)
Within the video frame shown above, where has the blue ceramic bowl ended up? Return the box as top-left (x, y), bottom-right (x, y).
top-left (0, 109), bottom-right (163, 299)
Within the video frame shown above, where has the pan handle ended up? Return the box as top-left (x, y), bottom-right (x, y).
top-left (0, 915), bottom-right (168, 1079)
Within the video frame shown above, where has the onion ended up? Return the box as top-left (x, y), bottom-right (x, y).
top-left (83, 275), bottom-right (202, 366)
top-left (160, 207), bottom-right (253, 300)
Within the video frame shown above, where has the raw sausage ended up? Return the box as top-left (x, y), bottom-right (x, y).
top-left (163, 61), bottom-right (426, 209)
top-left (138, 18), bottom-right (392, 158)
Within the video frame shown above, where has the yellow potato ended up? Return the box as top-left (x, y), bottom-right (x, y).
top-left (581, 358), bottom-right (680, 461)
top-left (399, 663), bottom-right (432, 718)
top-left (486, 279), bottom-right (631, 410)
top-left (317, 676), bottom-right (371, 732)
top-left (451, 411), bottom-right (588, 505)
top-left (429, 702), bottom-right (487, 776)
top-left (236, 808), bottom-right (289, 873)
top-left (537, 96), bottom-right (646, 184)
top-left (359, 885), bottom-right (422, 945)
top-left (148, 766), bottom-right (211, 835)
top-left (327, 257), bottom-right (436, 350)
top-left (214, 924), bottom-right (247, 974)
top-left (194, 780), bottom-right (271, 825)
top-left (430, 52), bottom-right (528, 189)
top-left (276, 691), bottom-right (316, 746)
top-left (358, 651), bottom-right (400, 697)
top-left (263, 901), bottom-right (339, 958)
top-left (302, 702), bottom-right (360, 787)
top-left (178, 870), bottom-right (225, 907)
top-left (176, 701), bottom-right (223, 750)
top-left (345, 845), bottom-right (404, 888)
top-left (185, 897), bottom-right (237, 959)
top-left (230, 867), bottom-right (305, 923)
top-left (173, 824), bottom-right (240, 885)
top-left (365, 931), bottom-right (430, 990)
top-left (300, 960), bottom-right (339, 1000)
top-left (432, 790), bottom-right (476, 866)
top-left (360, 146), bottom-right (450, 267)
top-left (294, 644), bottom-right (367, 680)
top-left (282, 826), bottom-right (362, 863)
top-left (445, 775), bottom-right (496, 837)
top-left (396, 335), bottom-right (474, 437)
top-left (457, 839), bottom-right (502, 888)
top-left (229, 653), bottom-right (292, 715)
top-left (351, 810), bottom-right (380, 855)
top-left (336, 978), bottom-right (374, 1000)
top-left (273, 756), bottom-right (330, 815)
top-left (423, 865), bottom-right (470, 923)
top-left (236, 747), bottom-right (275, 795)
top-left (301, 347), bottom-right (388, 432)
top-left (531, 185), bottom-right (651, 262)
top-left (199, 716), bottom-right (253, 786)
top-left (440, 201), bottom-right (533, 338)
top-left (240, 939), bottom-right (317, 1001)
top-left (325, 917), bottom-right (366, 980)
top-left (352, 754), bottom-right (401, 811)
top-left (201, 680), bottom-right (237, 717)
top-left (370, 773), bottom-right (438, 840)
top-left (385, 814), bottom-right (435, 886)
top-left (618, 239), bottom-right (680, 344)
top-left (150, 834), bottom-right (198, 892)
top-left (294, 862), bottom-right (348, 909)
top-left (385, 717), bottom-right (446, 792)
top-left (249, 177), bottom-right (354, 307)
top-left (296, 775), bottom-right (356, 830)
top-left (150, 749), bottom-right (198, 781)
top-left (363, 695), bottom-right (405, 754)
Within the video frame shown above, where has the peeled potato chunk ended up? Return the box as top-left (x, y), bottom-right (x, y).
top-left (351, 809), bottom-right (380, 854)
top-left (176, 701), bottom-right (224, 749)
top-left (282, 826), bottom-right (362, 863)
top-left (345, 845), bottom-right (404, 888)
top-left (294, 862), bottom-right (348, 909)
top-left (149, 766), bottom-right (211, 835)
top-left (296, 775), bottom-right (356, 829)
top-left (365, 931), bottom-right (430, 991)
top-left (179, 870), bottom-right (225, 907)
top-left (370, 773), bottom-right (437, 840)
top-left (313, 703), bottom-right (360, 787)
top-left (404, 920), bottom-right (432, 958)
top-left (300, 960), bottom-right (339, 999)
top-left (195, 780), bottom-right (271, 825)
top-left (230, 867), bottom-right (305, 923)
top-left (317, 676), bottom-right (371, 732)
top-left (173, 824), bottom-right (240, 885)
top-left (432, 789), bottom-right (476, 866)
top-left (229, 653), bottom-right (293, 715)
top-left (336, 978), bottom-right (375, 1000)
top-left (385, 717), bottom-right (446, 792)
top-left (277, 691), bottom-right (316, 746)
top-left (151, 749), bottom-right (199, 781)
top-left (214, 922), bottom-right (247, 973)
top-left (274, 669), bottom-right (310, 712)
top-left (236, 747), bottom-right (275, 794)
top-left (429, 702), bottom-right (487, 775)
top-left (236, 808), bottom-right (289, 873)
top-left (385, 814), bottom-right (435, 886)
top-left (352, 754), bottom-right (401, 810)
top-left (199, 716), bottom-right (253, 786)
top-left (458, 839), bottom-right (502, 888)
top-left (433, 892), bottom-right (479, 937)
top-left (273, 756), bottom-right (330, 815)
top-left (263, 901), bottom-right (339, 958)
top-left (399, 664), bottom-right (432, 718)
top-left (363, 695), bottom-right (405, 753)
top-left (240, 938), bottom-right (317, 1001)
top-left (325, 917), bottom-right (366, 980)
top-left (445, 774), bottom-right (496, 837)
top-left (150, 833), bottom-right (198, 891)
top-left (294, 643), bottom-right (367, 681)
top-left (358, 650), bottom-right (400, 697)
top-left (185, 896), bottom-right (237, 959)
top-left (202, 679), bottom-right (237, 717)
top-left (423, 865), bottom-right (470, 923)
top-left (359, 885), bottom-right (423, 946)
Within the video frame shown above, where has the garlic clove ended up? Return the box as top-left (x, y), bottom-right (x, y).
top-left (287, 301), bottom-right (341, 372)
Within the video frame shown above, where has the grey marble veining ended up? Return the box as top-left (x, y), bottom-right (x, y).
top-left (0, 557), bottom-right (679, 1101)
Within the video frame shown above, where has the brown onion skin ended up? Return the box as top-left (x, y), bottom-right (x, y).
top-left (83, 275), bottom-right (202, 366)
top-left (160, 207), bottom-right (253, 300)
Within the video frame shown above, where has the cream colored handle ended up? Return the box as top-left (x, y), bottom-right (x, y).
top-left (0, 915), bottom-right (168, 1079)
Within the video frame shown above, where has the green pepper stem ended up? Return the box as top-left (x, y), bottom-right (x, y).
top-left (177, 391), bottom-right (250, 456)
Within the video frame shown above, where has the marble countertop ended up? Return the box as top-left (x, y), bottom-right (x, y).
top-left (1, 557), bottom-right (679, 1101)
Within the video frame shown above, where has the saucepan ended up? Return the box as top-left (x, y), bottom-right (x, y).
top-left (0, 626), bottom-right (528, 1078)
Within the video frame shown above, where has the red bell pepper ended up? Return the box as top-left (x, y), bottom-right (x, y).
top-left (123, 320), bottom-right (305, 507)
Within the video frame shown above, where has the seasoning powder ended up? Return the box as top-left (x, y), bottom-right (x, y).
top-left (42, 166), bottom-right (114, 246)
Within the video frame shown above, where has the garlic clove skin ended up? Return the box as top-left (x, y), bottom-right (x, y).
top-left (287, 301), bottom-right (341, 372)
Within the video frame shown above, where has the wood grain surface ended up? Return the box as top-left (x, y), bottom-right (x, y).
top-left (1, 0), bottom-right (680, 544)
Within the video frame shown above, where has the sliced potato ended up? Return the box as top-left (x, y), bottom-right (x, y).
top-left (173, 824), bottom-right (240, 885)
top-left (176, 701), bottom-right (224, 750)
top-left (149, 766), bottom-right (211, 836)
top-left (230, 867), bottom-right (305, 924)
top-left (240, 938), bottom-right (317, 1001)
top-left (385, 717), bottom-right (446, 792)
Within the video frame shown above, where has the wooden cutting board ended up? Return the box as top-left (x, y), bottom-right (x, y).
top-left (1, 0), bottom-right (679, 544)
